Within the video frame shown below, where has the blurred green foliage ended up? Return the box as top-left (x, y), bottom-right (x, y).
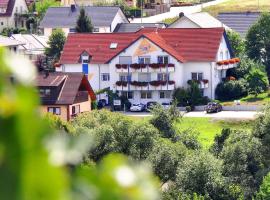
top-left (0, 48), bottom-right (160, 200)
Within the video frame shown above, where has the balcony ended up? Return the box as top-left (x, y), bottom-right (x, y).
top-left (115, 80), bottom-right (175, 91)
top-left (115, 63), bottom-right (175, 73)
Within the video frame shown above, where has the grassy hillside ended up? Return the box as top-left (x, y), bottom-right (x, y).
top-left (203, 0), bottom-right (270, 16)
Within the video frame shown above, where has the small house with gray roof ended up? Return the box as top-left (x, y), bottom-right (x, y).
top-left (39, 5), bottom-right (129, 36)
top-left (114, 23), bottom-right (166, 33)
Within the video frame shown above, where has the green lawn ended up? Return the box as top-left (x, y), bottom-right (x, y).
top-left (175, 117), bottom-right (253, 148)
top-left (221, 92), bottom-right (270, 106)
top-left (203, 0), bottom-right (270, 16)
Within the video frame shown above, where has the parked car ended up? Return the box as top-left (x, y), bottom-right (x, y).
top-left (146, 101), bottom-right (158, 112)
top-left (130, 103), bottom-right (145, 112)
top-left (162, 102), bottom-right (172, 109)
top-left (205, 102), bottom-right (222, 113)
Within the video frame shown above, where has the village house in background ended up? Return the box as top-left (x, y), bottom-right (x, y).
top-left (114, 23), bottom-right (166, 33)
top-left (36, 72), bottom-right (96, 121)
top-left (10, 34), bottom-right (48, 61)
top-left (56, 28), bottom-right (238, 104)
top-left (0, 0), bottom-right (28, 32)
top-left (39, 5), bottom-right (129, 36)
top-left (218, 12), bottom-right (261, 38)
top-left (0, 34), bottom-right (24, 52)
top-left (169, 12), bottom-right (229, 29)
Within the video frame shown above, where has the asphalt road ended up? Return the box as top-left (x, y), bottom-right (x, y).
top-left (124, 111), bottom-right (259, 120)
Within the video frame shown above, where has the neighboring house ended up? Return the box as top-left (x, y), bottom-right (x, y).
top-left (36, 72), bottom-right (96, 121)
top-left (0, 34), bottom-right (24, 52)
top-left (218, 12), bottom-right (261, 38)
top-left (39, 5), bottom-right (129, 37)
top-left (10, 34), bottom-right (48, 61)
top-left (57, 28), bottom-right (238, 104)
top-left (61, 0), bottom-right (115, 6)
top-left (169, 12), bottom-right (229, 30)
top-left (0, 0), bottom-right (29, 32)
top-left (114, 23), bottom-right (166, 33)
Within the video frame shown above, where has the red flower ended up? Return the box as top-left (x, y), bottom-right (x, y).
top-left (223, 60), bottom-right (230, 65)
top-left (202, 79), bottom-right (208, 84)
top-left (116, 64), bottom-right (121, 69)
top-left (217, 61), bottom-right (223, 66)
top-left (149, 63), bottom-right (159, 69)
top-left (168, 80), bottom-right (175, 85)
top-left (229, 59), bottom-right (235, 64)
top-left (54, 62), bottom-right (61, 68)
top-left (168, 63), bottom-right (175, 67)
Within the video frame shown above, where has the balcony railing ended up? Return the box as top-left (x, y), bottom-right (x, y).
top-left (115, 80), bottom-right (175, 91)
top-left (115, 63), bottom-right (175, 73)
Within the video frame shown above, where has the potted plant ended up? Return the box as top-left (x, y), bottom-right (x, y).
top-left (122, 64), bottom-right (128, 69)
top-left (150, 80), bottom-right (160, 87)
top-left (168, 80), bottom-right (175, 85)
top-left (223, 60), bottom-right (229, 65)
top-left (168, 63), bottom-right (175, 67)
top-left (149, 63), bottom-right (159, 69)
top-left (130, 63), bottom-right (140, 70)
top-left (229, 59), bottom-right (235, 64)
top-left (116, 64), bottom-right (121, 69)
top-left (217, 61), bottom-right (223, 66)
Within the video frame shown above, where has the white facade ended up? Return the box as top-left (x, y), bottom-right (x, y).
top-left (0, 0), bottom-right (28, 32)
top-left (58, 35), bottom-right (235, 104)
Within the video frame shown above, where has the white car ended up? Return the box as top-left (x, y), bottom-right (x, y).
top-left (130, 103), bottom-right (145, 112)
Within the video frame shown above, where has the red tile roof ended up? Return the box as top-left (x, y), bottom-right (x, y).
top-left (60, 28), bottom-right (225, 64)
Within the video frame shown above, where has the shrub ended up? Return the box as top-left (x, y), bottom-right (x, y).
top-left (172, 87), bottom-right (189, 106)
top-left (215, 79), bottom-right (247, 101)
top-left (246, 68), bottom-right (269, 96)
top-left (186, 106), bottom-right (191, 112)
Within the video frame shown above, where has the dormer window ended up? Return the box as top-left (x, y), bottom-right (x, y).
top-left (80, 51), bottom-right (91, 63)
top-left (110, 43), bottom-right (118, 49)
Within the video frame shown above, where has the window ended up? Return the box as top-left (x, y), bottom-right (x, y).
top-left (191, 72), bottom-right (203, 81)
top-left (119, 56), bottom-right (132, 64)
top-left (15, 7), bottom-right (18, 13)
top-left (138, 57), bottom-right (151, 64)
top-left (0, 22), bottom-right (3, 26)
top-left (157, 56), bottom-right (169, 64)
top-left (141, 91), bottom-right (152, 99)
top-left (21, 21), bottom-right (24, 28)
top-left (40, 88), bottom-right (51, 97)
top-left (72, 105), bottom-right (80, 115)
top-left (160, 91), bottom-right (171, 99)
top-left (69, 28), bottom-right (76, 33)
top-left (94, 28), bottom-right (100, 32)
top-left (119, 73), bottom-right (130, 82)
top-left (82, 63), bottom-right (88, 74)
top-left (122, 91), bottom-right (133, 99)
top-left (157, 73), bottom-right (168, 81)
top-left (101, 73), bottom-right (110, 81)
top-left (110, 43), bottom-right (118, 49)
top-left (220, 51), bottom-right (223, 60)
top-left (226, 50), bottom-right (230, 59)
top-left (48, 107), bottom-right (61, 115)
top-left (20, 6), bottom-right (22, 13)
top-left (138, 73), bottom-right (150, 82)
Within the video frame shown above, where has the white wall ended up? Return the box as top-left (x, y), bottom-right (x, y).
top-left (111, 9), bottom-right (129, 32)
top-left (169, 17), bottom-right (200, 28)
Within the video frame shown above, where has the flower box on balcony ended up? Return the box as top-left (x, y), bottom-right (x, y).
top-left (168, 63), bottom-right (175, 67)
top-left (116, 64), bottom-right (121, 69)
top-left (116, 81), bottom-right (128, 87)
top-left (223, 60), bottom-right (230, 65)
top-left (229, 59), bottom-right (235, 64)
top-left (139, 64), bottom-right (147, 69)
top-left (159, 63), bottom-right (166, 68)
top-left (130, 63), bottom-right (140, 70)
top-left (202, 79), bottom-right (208, 84)
top-left (122, 64), bottom-right (128, 69)
top-left (168, 80), bottom-right (175, 85)
top-left (150, 80), bottom-right (166, 87)
top-left (217, 61), bottom-right (223, 66)
top-left (130, 81), bottom-right (148, 87)
top-left (149, 63), bottom-right (159, 69)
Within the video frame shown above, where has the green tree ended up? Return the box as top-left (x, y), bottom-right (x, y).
top-left (227, 31), bottom-right (245, 57)
top-left (36, 0), bottom-right (60, 18)
top-left (148, 139), bottom-right (187, 182)
top-left (45, 28), bottom-right (66, 59)
top-left (176, 151), bottom-right (226, 199)
top-left (255, 172), bottom-right (270, 200)
top-left (246, 12), bottom-right (270, 79)
top-left (246, 68), bottom-right (269, 96)
top-left (221, 131), bottom-right (263, 199)
top-left (76, 8), bottom-right (93, 33)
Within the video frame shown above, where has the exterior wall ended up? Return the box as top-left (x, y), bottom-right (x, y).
top-left (111, 9), bottom-right (129, 32)
top-left (0, 0), bottom-right (28, 31)
top-left (69, 97), bottom-right (91, 116)
top-left (40, 105), bottom-right (68, 121)
top-left (169, 17), bottom-right (200, 28)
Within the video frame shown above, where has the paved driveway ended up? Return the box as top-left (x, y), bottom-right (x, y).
top-left (124, 111), bottom-right (259, 119)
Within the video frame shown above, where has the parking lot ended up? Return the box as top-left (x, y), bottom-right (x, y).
top-left (124, 111), bottom-right (259, 119)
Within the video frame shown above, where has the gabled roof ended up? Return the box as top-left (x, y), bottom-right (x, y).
top-left (114, 23), bottom-right (166, 33)
top-left (10, 34), bottom-right (48, 54)
top-left (0, 35), bottom-right (25, 47)
top-left (39, 6), bottom-right (128, 28)
top-left (60, 28), bottom-right (225, 64)
top-left (36, 72), bottom-right (96, 105)
top-left (169, 12), bottom-right (228, 29)
top-left (217, 12), bottom-right (261, 38)
top-left (0, 0), bottom-right (15, 16)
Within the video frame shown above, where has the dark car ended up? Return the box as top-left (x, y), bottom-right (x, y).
top-left (205, 102), bottom-right (222, 113)
top-left (146, 101), bottom-right (158, 112)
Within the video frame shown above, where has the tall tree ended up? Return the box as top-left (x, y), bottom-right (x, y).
top-left (45, 28), bottom-right (66, 60)
top-left (246, 13), bottom-right (270, 79)
top-left (76, 8), bottom-right (93, 33)
top-left (227, 31), bottom-right (245, 57)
